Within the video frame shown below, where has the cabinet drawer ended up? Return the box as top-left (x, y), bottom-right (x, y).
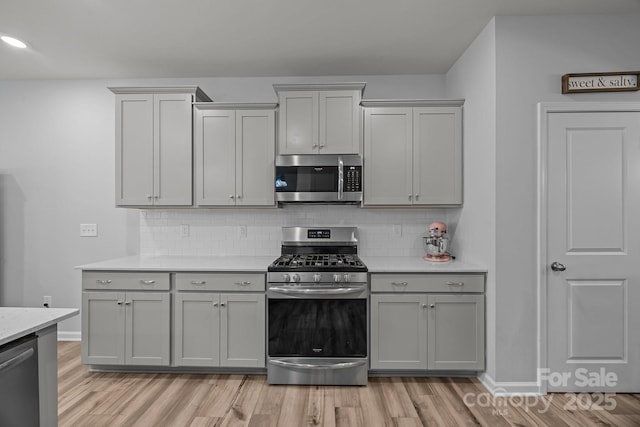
top-left (82, 272), bottom-right (170, 291)
top-left (371, 274), bottom-right (484, 293)
top-left (175, 273), bottom-right (265, 291)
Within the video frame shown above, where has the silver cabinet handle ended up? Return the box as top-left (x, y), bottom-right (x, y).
top-left (146, 195), bottom-right (152, 199)
top-left (391, 282), bottom-right (408, 286)
top-left (236, 195), bottom-right (242, 199)
top-left (229, 195), bottom-right (235, 199)
top-left (422, 304), bottom-right (428, 309)
top-left (117, 300), bottom-right (124, 305)
top-left (96, 279), bottom-right (112, 285)
top-left (408, 195), bottom-right (412, 201)
top-left (153, 195), bottom-right (159, 199)
top-left (234, 281), bottom-right (252, 286)
top-left (190, 280), bottom-right (206, 285)
top-left (551, 262), bottom-right (566, 272)
top-left (415, 194), bottom-right (419, 200)
top-left (140, 280), bottom-right (156, 285)
top-left (319, 144), bottom-right (325, 148)
top-left (125, 301), bottom-right (131, 306)
top-left (220, 302), bottom-right (226, 307)
top-left (312, 143), bottom-right (318, 148)
top-left (430, 304), bottom-right (435, 308)
top-left (446, 281), bottom-right (464, 286)
top-left (213, 302), bottom-right (218, 307)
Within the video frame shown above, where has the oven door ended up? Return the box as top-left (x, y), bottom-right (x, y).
top-left (266, 286), bottom-right (368, 385)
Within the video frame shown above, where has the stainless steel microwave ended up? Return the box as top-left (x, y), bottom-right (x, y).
top-left (275, 154), bottom-right (362, 204)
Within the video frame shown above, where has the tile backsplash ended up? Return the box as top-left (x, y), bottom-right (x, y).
top-left (140, 205), bottom-right (459, 257)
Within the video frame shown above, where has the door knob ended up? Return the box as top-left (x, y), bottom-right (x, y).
top-left (551, 262), bottom-right (566, 272)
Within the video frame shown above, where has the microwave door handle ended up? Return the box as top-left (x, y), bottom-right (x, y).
top-left (338, 156), bottom-right (344, 200)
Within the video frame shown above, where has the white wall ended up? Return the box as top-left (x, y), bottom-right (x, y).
top-left (0, 74), bottom-right (446, 335)
top-left (445, 19), bottom-right (497, 383)
top-left (493, 14), bottom-right (640, 385)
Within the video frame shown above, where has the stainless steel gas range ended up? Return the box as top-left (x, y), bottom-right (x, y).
top-left (266, 226), bottom-right (368, 385)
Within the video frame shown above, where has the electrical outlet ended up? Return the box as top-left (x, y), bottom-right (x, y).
top-left (392, 224), bottom-right (403, 237)
top-left (43, 296), bottom-right (52, 307)
top-left (80, 224), bottom-right (98, 237)
top-left (180, 224), bottom-right (190, 237)
top-left (239, 225), bottom-right (247, 238)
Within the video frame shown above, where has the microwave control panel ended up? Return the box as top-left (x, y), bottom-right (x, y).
top-left (345, 167), bottom-right (362, 192)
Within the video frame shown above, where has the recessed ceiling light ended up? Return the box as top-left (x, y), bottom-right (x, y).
top-left (1, 35), bottom-right (28, 49)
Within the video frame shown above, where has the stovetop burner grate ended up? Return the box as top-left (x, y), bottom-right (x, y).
top-left (269, 254), bottom-right (366, 270)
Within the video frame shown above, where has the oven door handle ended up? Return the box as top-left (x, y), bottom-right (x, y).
top-left (269, 359), bottom-right (366, 370)
top-left (268, 286), bottom-right (366, 295)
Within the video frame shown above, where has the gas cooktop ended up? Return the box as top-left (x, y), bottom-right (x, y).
top-left (268, 253), bottom-right (367, 272)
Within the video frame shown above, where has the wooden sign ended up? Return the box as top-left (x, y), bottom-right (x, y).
top-left (562, 72), bottom-right (640, 94)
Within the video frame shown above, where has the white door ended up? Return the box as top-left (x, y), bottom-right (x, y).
top-left (546, 109), bottom-right (640, 392)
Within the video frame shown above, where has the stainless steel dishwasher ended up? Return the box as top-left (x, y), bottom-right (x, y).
top-left (0, 334), bottom-right (40, 427)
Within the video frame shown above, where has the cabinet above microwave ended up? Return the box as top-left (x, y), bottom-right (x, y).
top-left (273, 83), bottom-right (366, 156)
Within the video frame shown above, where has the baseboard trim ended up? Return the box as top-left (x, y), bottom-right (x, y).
top-left (480, 373), bottom-right (543, 396)
top-left (58, 331), bottom-right (81, 341)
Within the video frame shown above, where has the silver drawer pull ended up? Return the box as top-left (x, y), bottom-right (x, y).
top-left (96, 279), bottom-right (112, 285)
top-left (235, 281), bottom-right (252, 286)
top-left (117, 300), bottom-right (124, 305)
top-left (391, 282), bottom-right (408, 286)
top-left (190, 280), bottom-right (206, 285)
top-left (140, 280), bottom-right (156, 285)
top-left (446, 281), bottom-right (464, 286)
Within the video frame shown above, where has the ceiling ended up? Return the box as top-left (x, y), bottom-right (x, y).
top-left (2, 0), bottom-right (640, 80)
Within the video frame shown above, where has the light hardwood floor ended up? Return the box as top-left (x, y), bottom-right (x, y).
top-left (58, 342), bottom-right (640, 426)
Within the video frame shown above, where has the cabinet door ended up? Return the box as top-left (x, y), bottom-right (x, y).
top-left (154, 93), bottom-right (194, 206)
top-left (81, 291), bottom-right (126, 365)
top-left (220, 293), bottom-right (265, 367)
top-left (427, 294), bottom-right (484, 370)
top-left (115, 94), bottom-right (154, 206)
top-left (278, 91), bottom-right (318, 154)
top-left (363, 108), bottom-right (413, 205)
top-left (370, 294), bottom-right (427, 370)
top-left (125, 292), bottom-right (171, 366)
top-left (413, 107), bottom-right (462, 205)
top-left (237, 110), bottom-right (275, 206)
top-left (195, 109), bottom-right (237, 206)
top-left (174, 293), bottom-right (220, 367)
top-left (319, 90), bottom-right (361, 154)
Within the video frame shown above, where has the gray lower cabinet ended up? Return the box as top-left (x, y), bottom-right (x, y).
top-left (370, 273), bottom-right (485, 371)
top-left (173, 273), bottom-right (266, 368)
top-left (81, 272), bottom-right (171, 366)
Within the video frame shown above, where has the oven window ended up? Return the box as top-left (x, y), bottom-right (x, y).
top-left (268, 299), bottom-right (367, 357)
top-left (275, 166), bottom-right (338, 193)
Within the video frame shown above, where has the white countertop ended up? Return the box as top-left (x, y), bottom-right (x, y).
top-left (0, 308), bottom-right (79, 346)
top-left (361, 256), bottom-right (486, 273)
top-left (76, 255), bottom-right (278, 272)
top-left (77, 255), bottom-right (486, 273)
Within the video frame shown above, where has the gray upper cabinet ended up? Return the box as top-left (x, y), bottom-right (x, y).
top-left (274, 83), bottom-right (365, 155)
top-left (110, 87), bottom-right (210, 207)
top-left (363, 100), bottom-right (463, 206)
top-left (194, 104), bottom-right (276, 207)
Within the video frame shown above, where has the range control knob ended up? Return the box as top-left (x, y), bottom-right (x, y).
top-left (282, 274), bottom-right (291, 283)
top-left (343, 273), bottom-right (351, 283)
top-left (292, 274), bottom-right (301, 283)
top-left (313, 274), bottom-right (322, 283)
top-left (333, 273), bottom-right (341, 283)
